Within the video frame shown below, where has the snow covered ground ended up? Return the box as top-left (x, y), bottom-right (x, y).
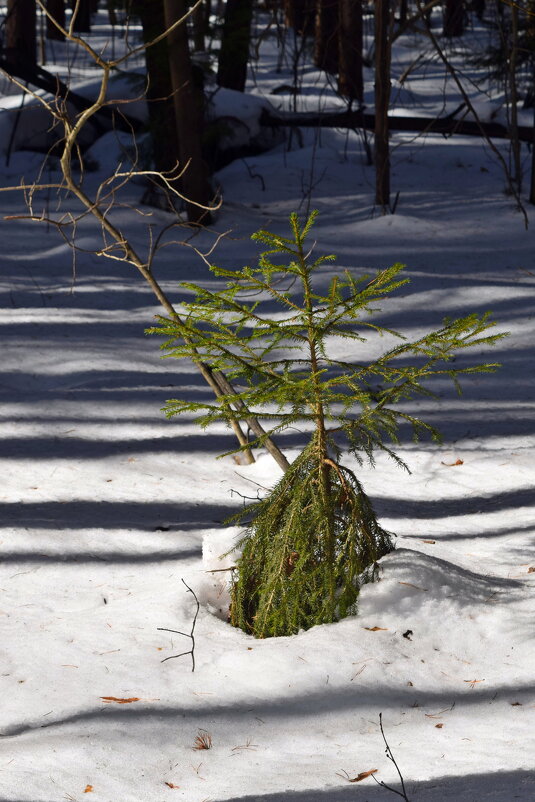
top-left (1, 7), bottom-right (535, 802)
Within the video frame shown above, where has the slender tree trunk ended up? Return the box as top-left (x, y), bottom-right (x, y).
top-left (314, 0), bottom-right (339, 73)
top-left (163, 0), bottom-right (213, 223)
top-left (71, 0), bottom-right (92, 32)
top-left (217, 0), bottom-right (253, 91)
top-left (528, 1), bottom-right (535, 202)
top-left (472, 0), bottom-right (485, 20)
top-left (443, 0), bottom-right (464, 37)
top-left (375, 0), bottom-right (391, 209)
top-left (192, 1), bottom-right (206, 51)
top-left (132, 0), bottom-right (179, 177)
top-left (399, 0), bottom-right (409, 26)
top-left (106, 0), bottom-right (118, 25)
top-left (509, 2), bottom-right (521, 192)
top-left (301, 247), bottom-right (335, 608)
top-left (285, 0), bottom-right (315, 36)
top-left (338, 0), bottom-right (363, 104)
top-left (5, 0), bottom-right (37, 67)
top-left (46, 0), bottom-right (66, 40)
top-left (530, 87), bottom-right (535, 204)
top-left (204, 0), bottom-right (212, 31)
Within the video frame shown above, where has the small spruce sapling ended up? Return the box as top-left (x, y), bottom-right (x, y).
top-left (150, 211), bottom-right (505, 638)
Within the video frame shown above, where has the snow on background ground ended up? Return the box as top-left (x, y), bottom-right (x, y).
top-left (0, 6), bottom-right (534, 802)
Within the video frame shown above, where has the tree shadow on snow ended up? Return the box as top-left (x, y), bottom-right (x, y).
top-left (374, 486), bottom-right (535, 520)
top-left (0, 500), bottom-right (242, 530)
top-left (3, 678), bottom-right (535, 739)
top-left (215, 767), bottom-right (535, 801)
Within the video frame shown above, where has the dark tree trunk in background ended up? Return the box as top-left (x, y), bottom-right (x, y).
top-left (164, 0), bottom-right (213, 223)
top-left (217, 0), bottom-right (253, 92)
top-left (285, 0), bottom-right (315, 36)
top-left (192, 0), bottom-right (206, 52)
top-left (132, 0), bottom-right (179, 176)
top-left (46, 0), bottom-right (66, 40)
top-left (443, 0), bottom-right (464, 37)
top-left (472, 0), bottom-right (485, 20)
top-left (71, 0), bottom-right (92, 32)
top-left (374, 0), bottom-right (391, 209)
top-left (338, 0), bottom-right (363, 103)
top-left (530, 96), bottom-right (535, 204)
top-left (106, 0), bottom-right (118, 25)
top-left (399, 0), bottom-right (409, 26)
top-left (314, 0), bottom-right (339, 73)
top-left (509, 2), bottom-right (521, 192)
top-left (5, 0), bottom-right (36, 66)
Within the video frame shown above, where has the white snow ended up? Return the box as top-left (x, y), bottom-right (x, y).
top-left (0, 6), bottom-right (534, 802)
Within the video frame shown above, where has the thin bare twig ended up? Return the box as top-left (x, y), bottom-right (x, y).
top-left (371, 713), bottom-right (412, 801)
top-left (158, 579), bottom-right (200, 671)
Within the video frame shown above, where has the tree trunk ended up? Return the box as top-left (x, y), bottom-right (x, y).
top-left (314, 0), bottom-right (339, 73)
top-left (338, 0), bottom-right (363, 104)
top-left (399, 0), bottom-right (409, 26)
top-left (259, 104), bottom-right (535, 143)
top-left (217, 0), bottom-right (254, 92)
top-left (192, 1), bottom-right (206, 52)
top-left (106, 0), bottom-right (117, 25)
top-left (285, 0), bottom-right (315, 36)
top-left (5, 0), bottom-right (36, 67)
top-left (163, 0), bottom-right (213, 223)
top-left (443, 0), bottom-right (464, 37)
top-left (132, 0), bottom-right (179, 177)
top-left (71, 0), bottom-right (92, 32)
top-left (46, 0), bottom-right (66, 40)
top-left (527, 0), bottom-right (535, 205)
top-left (472, 0), bottom-right (485, 20)
top-left (374, 0), bottom-right (391, 210)
top-left (508, 2), bottom-right (521, 192)
top-left (530, 87), bottom-right (535, 204)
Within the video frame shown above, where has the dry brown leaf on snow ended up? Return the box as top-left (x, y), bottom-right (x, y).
top-left (435, 723), bottom-right (444, 728)
top-left (164, 782), bottom-right (180, 789)
top-left (422, 539), bottom-right (435, 544)
top-left (364, 626), bottom-right (389, 631)
top-left (399, 581), bottom-right (428, 591)
top-left (441, 459), bottom-right (464, 466)
top-left (83, 786), bottom-right (93, 793)
top-left (528, 567), bottom-right (535, 573)
top-left (349, 769), bottom-right (379, 782)
top-left (100, 696), bottom-right (141, 704)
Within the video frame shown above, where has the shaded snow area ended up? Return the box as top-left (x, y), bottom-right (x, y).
top-left (1, 9), bottom-right (535, 802)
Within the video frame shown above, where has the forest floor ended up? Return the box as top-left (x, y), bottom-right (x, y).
top-left (0, 6), bottom-right (534, 801)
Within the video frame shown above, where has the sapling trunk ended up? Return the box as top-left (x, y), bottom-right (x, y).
top-left (299, 235), bottom-right (336, 607)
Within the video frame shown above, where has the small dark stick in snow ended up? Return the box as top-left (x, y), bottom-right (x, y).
top-left (157, 579), bottom-right (199, 672)
top-left (370, 713), bottom-right (412, 801)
